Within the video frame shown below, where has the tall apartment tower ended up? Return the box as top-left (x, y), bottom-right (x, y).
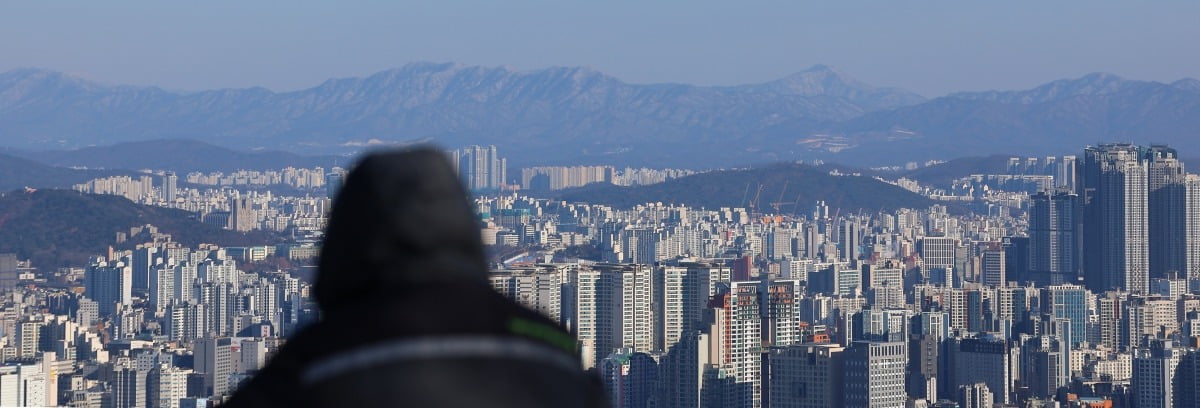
top-left (1146, 145), bottom-right (1187, 279)
top-left (84, 260), bottom-right (132, 318)
top-left (708, 281), bottom-right (764, 408)
top-left (1081, 144), bottom-right (1149, 293)
top-left (1028, 191), bottom-right (1079, 286)
top-left (655, 264), bottom-right (714, 351)
top-left (1058, 155), bottom-right (1078, 192)
top-left (452, 145), bottom-right (506, 190)
top-left (842, 340), bottom-right (907, 408)
top-left (575, 264), bottom-right (655, 369)
top-left (979, 247), bottom-right (1007, 287)
top-left (162, 172), bottom-right (178, 203)
top-left (1188, 174), bottom-right (1200, 281)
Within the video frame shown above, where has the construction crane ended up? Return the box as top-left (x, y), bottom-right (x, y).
top-left (768, 180), bottom-right (791, 214)
top-left (747, 183), bottom-right (765, 214)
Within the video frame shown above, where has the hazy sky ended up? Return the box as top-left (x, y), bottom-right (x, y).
top-left (3, 1), bottom-right (1198, 96)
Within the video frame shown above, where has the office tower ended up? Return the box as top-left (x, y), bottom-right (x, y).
top-left (194, 337), bottom-right (233, 397)
top-left (919, 236), bottom-right (956, 286)
top-left (656, 331), bottom-right (712, 408)
top-left (1002, 237), bottom-right (1030, 284)
top-left (1187, 174), bottom-right (1200, 281)
top-left (85, 261), bottom-right (132, 317)
top-left (162, 172), bottom-right (178, 202)
top-left (768, 343), bottom-right (845, 408)
top-left (907, 311), bottom-right (949, 400)
top-left (980, 247), bottom-right (1006, 286)
top-left (1146, 146), bottom-right (1187, 280)
top-left (601, 350), bottom-right (658, 408)
top-left (1029, 191), bottom-right (1079, 285)
top-left (957, 383), bottom-right (994, 408)
top-left (325, 170), bottom-right (344, 199)
top-left (946, 336), bottom-right (1011, 404)
top-left (834, 266), bottom-right (862, 297)
top-left (130, 247), bottom-right (159, 292)
top-left (0, 253), bottom-right (18, 292)
top-left (841, 220), bottom-right (863, 264)
top-left (728, 256), bottom-right (753, 282)
top-left (709, 281), bottom-right (764, 407)
top-left (1132, 339), bottom-right (1184, 408)
top-left (1046, 284), bottom-right (1088, 347)
top-left (452, 145), bottom-right (506, 190)
top-left (575, 264), bottom-right (655, 369)
top-left (1020, 335), bottom-right (1069, 400)
top-left (655, 264), bottom-right (713, 351)
top-left (1082, 144), bottom-right (1149, 293)
top-left (842, 340), bottom-right (907, 408)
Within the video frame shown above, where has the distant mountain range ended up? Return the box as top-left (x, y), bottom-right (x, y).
top-left (1, 63), bottom-right (1198, 167)
top-left (543, 163), bottom-right (936, 213)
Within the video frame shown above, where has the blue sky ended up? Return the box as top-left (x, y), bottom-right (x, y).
top-left (2, 1), bottom-right (1197, 96)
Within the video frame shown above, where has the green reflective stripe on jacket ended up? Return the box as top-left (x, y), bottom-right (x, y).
top-left (507, 317), bottom-right (577, 354)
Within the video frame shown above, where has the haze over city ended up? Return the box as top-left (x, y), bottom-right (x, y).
top-left (3, 1), bottom-right (1198, 96)
top-left (3, 2), bottom-right (1200, 408)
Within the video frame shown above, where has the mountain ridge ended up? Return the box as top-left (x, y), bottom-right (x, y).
top-left (2, 64), bottom-right (1199, 167)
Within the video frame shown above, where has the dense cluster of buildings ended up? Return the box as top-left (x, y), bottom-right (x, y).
top-left (519, 165), bottom-right (700, 191)
top-left (0, 233), bottom-right (317, 406)
top-left (17, 142), bottom-right (1200, 407)
top-left (480, 143), bottom-right (1200, 407)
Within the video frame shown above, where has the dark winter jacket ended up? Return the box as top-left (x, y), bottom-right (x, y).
top-left (226, 147), bottom-right (605, 407)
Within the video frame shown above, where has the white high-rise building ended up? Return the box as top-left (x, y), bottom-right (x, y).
top-left (489, 266), bottom-right (564, 325)
top-left (575, 264), bottom-right (655, 369)
top-left (1186, 174), bottom-right (1200, 281)
top-left (709, 281), bottom-right (763, 407)
top-left (451, 145), bottom-right (507, 190)
top-left (1082, 144), bottom-right (1149, 294)
top-left (149, 362), bottom-right (189, 408)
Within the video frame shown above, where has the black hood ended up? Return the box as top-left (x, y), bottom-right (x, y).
top-left (314, 147), bottom-right (487, 311)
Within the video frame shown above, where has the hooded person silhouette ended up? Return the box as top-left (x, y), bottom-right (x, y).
top-left (226, 148), bottom-right (605, 407)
